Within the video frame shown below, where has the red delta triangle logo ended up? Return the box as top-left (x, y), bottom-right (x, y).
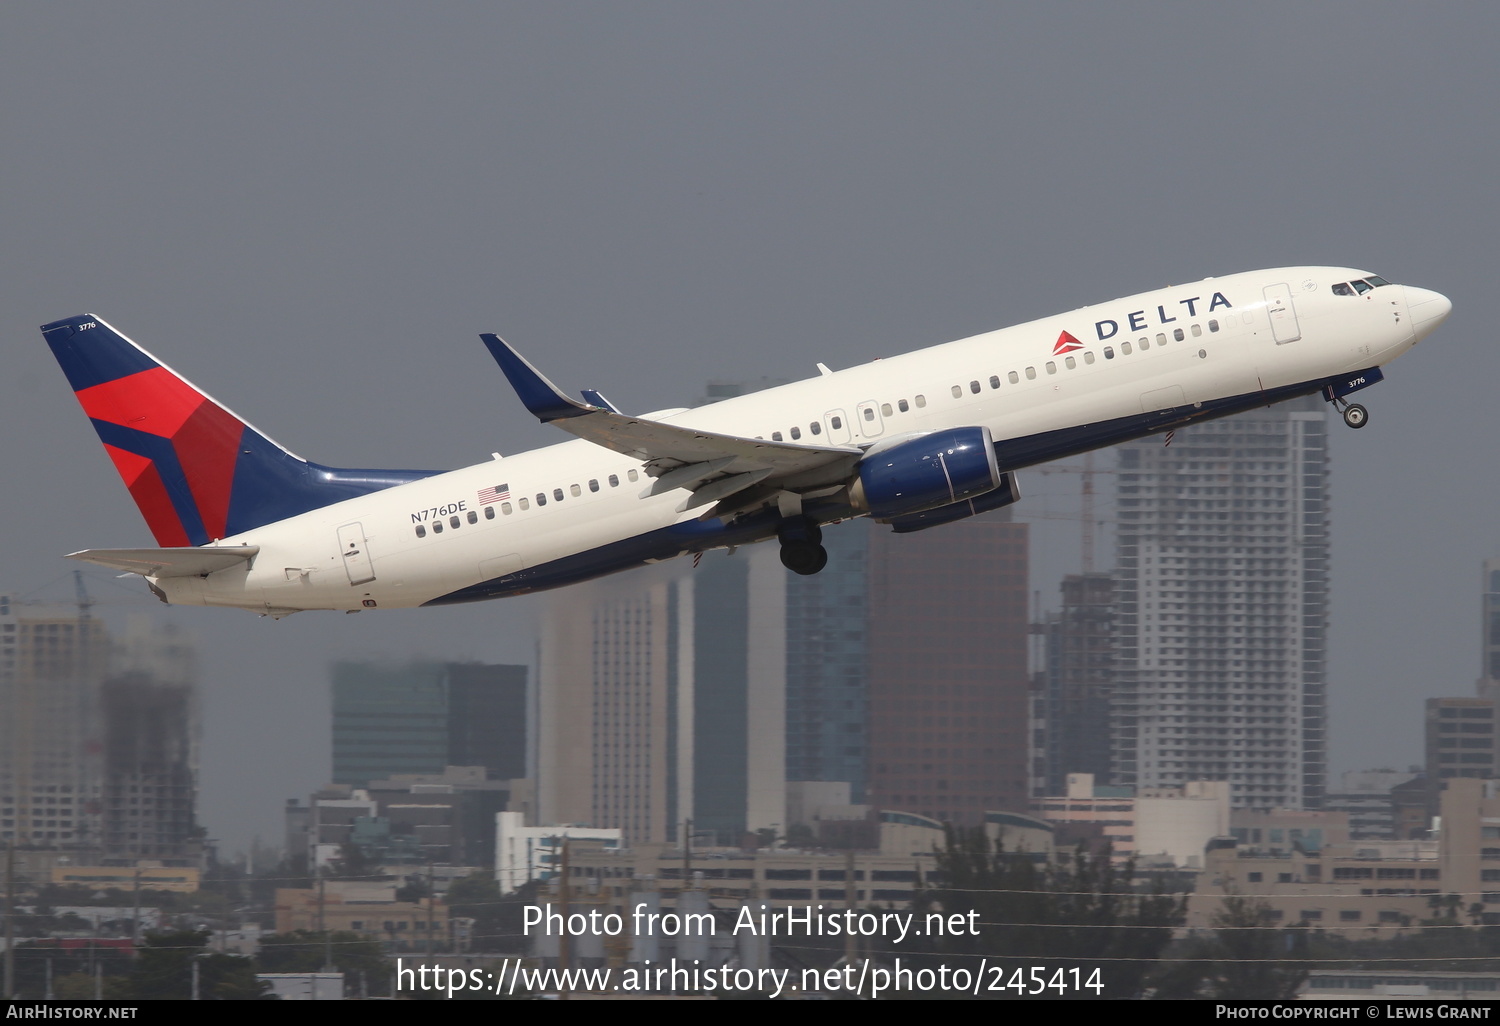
top-left (1053, 330), bottom-right (1085, 356)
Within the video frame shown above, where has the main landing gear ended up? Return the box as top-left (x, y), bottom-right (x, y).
top-left (778, 517), bottom-right (828, 576)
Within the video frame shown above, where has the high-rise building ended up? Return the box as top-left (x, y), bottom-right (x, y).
top-left (1482, 558), bottom-right (1500, 690)
top-left (0, 595), bottom-right (110, 849)
top-left (1111, 397), bottom-right (1330, 809)
top-left (1037, 572), bottom-right (1116, 796)
top-left (1, 599), bottom-right (204, 864)
top-left (331, 661), bottom-right (528, 787)
top-left (536, 554), bottom-right (787, 848)
top-left (784, 518), bottom-right (870, 801)
top-left (865, 514), bottom-right (1032, 826)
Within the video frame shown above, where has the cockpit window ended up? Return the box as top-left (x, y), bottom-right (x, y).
top-left (1332, 282), bottom-right (1354, 297)
top-left (1351, 279), bottom-right (1373, 294)
top-left (1365, 275), bottom-right (1390, 287)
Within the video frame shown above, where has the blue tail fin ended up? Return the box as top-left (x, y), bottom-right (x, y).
top-left (41, 315), bottom-right (437, 545)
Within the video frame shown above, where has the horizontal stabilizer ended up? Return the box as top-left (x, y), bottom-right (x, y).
top-left (67, 546), bottom-right (259, 578)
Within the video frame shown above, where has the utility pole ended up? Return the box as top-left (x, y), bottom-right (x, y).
top-left (131, 867), bottom-right (141, 944)
top-left (4, 841), bottom-right (14, 1000)
top-left (557, 839), bottom-right (571, 999)
top-left (318, 872), bottom-right (333, 973)
top-left (843, 849), bottom-right (858, 967)
top-left (425, 863), bottom-right (436, 956)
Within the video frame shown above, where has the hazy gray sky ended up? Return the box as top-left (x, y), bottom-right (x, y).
top-left (3, 4), bottom-right (1494, 851)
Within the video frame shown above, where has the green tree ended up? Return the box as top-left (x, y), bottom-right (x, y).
top-left (446, 873), bottom-right (536, 953)
top-left (1150, 894), bottom-right (1308, 999)
top-left (912, 829), bottom-right (1185, 999)
top-left (257, 930), bottom-right (391, 995)
top-left (128, 930), bottom-right (271, 1000)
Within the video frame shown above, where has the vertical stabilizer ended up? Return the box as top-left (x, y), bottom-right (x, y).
top-left (41, 315), bottom-right (436, 545)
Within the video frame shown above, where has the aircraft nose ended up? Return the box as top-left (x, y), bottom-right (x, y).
top-left (1405, 286), bottom-right (1452, 340)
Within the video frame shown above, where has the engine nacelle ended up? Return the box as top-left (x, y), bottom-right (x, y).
top-left (885, 472), bottom-right (1021, 533)
top-left (849, 426), bottom-right (1002, 520)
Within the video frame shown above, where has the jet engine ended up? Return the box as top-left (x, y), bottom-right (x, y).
top-left (849, 426), bottom-right (1003, 520)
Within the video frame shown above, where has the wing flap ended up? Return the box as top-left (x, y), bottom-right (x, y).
top-left (66, 546), bottom-right (259, 578)
top-left (481, 333), bottom-right (860, 479)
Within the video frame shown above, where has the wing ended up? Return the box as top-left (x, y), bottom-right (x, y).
top-left (67, 546), bottom-right (259, 578)
top-left (481, 334), bottom-right (861, 515)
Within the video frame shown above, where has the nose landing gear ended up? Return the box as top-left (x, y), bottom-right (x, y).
top-left (1323, 385), bottom-right (1370, 429)
top-left (778, 517), bottom-right (828, 575)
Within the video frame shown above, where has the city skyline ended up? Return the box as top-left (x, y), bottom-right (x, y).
top-left (3, 5), bottom-right (1495, 851)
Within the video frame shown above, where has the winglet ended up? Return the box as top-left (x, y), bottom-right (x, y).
top-left (580, 389), bottom-right (621, 414)
top-left (480, 334), bottom-right (596, 422)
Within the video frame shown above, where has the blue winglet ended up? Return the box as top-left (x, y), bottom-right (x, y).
top-left (480, 334), bottom-right (594, 422)
top-left (580, 389), bottom-right (621, 413)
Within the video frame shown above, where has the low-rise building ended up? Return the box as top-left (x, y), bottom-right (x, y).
top-left (1191, 779), bottom-right (1500, 938)
top-left (274, 882), bottom-right (449, 952)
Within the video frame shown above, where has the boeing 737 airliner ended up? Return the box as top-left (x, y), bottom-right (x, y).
top-left (40, 267), bottom-right (1450, 617)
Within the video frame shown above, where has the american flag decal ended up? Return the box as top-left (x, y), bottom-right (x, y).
top-left (477, 483), bottom-right (511, 505)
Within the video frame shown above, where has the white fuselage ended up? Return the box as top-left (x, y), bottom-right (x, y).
top-left (157, 267), bottom-right (1436, 615)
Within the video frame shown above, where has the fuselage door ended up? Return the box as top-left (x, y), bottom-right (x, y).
top-left (1264, 283), bottom-right (1302, 344)
top-left (855, 400), bottom-right (885, 439)
top-left (337, 522), bottom-right (376, 586)
top-left (823, 409), bottom-right (851, 445)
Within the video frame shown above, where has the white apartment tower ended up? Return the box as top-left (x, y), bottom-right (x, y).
top-left (1112, 396), bottom-right (1329, 809)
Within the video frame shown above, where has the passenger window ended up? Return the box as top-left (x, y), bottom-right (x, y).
top-left (628, 469), bottom-right (639, 482)
top-left (862, 408), bottom-right (875, 421)
top-left (1065, 356), bottom-right (1076, 369)
top-left (1121, 342), bottom-right (1132, 355)
top-left (1008, 370), bottom-right (1019, 384)
top-left (1208, 319), bottom-right (1219, 333)
top-left (450, 515), bottom-right (461, 529)
top-left (518, 497), bottom-right (530, 510)
top-left (415, 525), bottom-right (426, 538)
top-left (553, 488), bottom-right (564, 502)
top-left (467, 510), bottom-right (478, 524)
top-left (501, 502), bottom-right (512, 515)
top-left (810, 421), bottom-right (822, 434)
top-left (1025, 366), bottom-right (1036, 379)
top-left (485, 505), bottom-right (496, 519)
top-left (609, 474), bottom-right (620, 487)
top-left (1045, 361), bottom-right (1056, 374)
top-left (433, 521), bottom-right (444, 534)
top-left (1138, 337), bottom-right (1149, 350)
top-left (1104, 347), bottom-right (1114, 360)
top-left (536, 494), bottom-right (546, 506)
top-left (1173, 328), bottom-right (1185, 341)
top-left (772, 431), bottom-right (783, 441)
top-left (989, 375), bottom-right (1000, 389)
top-left (969, 380), bottom-right (980, 394)
top-left (881, 402), bottom-right (892, 416)
top-left (1352, 279), bottom-right (1372, 294)
top-left (951, 385), bottom-right (962, 398)
top-left (914, 395), bottom-right (926, 408)
top-left (897, 399), bottom-right (909, 413)
top-left (589, 479), bottom-right (600, 492)
top-left (831, 415), bottom-right (844, 428)
top-left (1156, 333), bottom-right (1167, 345)
top-left (1332, 282), bottom-right (1354, 296)
top-left (790, 426), bottom-right (801, 440)
top-left (1190, 323), bottom-right (1203, 337)
top-left (570, 483), bottom-right (581, 497)
top-left (1084, 351), bottom-right (1095, 364)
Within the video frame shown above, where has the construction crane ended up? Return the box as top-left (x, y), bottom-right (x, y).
top-left (1029, 456), bottom-right (1116, 573)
